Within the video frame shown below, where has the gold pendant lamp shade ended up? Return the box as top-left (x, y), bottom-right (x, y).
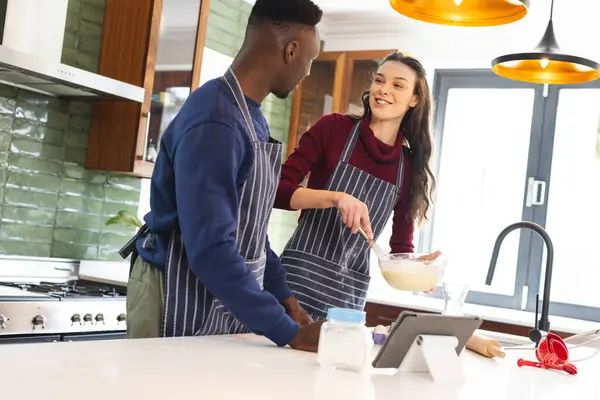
top-left (389, 0), bottom-right (528, 27)
top-left (492, 0), bottom-right (600, 84)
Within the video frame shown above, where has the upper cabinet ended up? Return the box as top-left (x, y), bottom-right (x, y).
top-left (86, 0), bottom-right (210, 178)
top-left (287, 50), bottom-right (395, 157)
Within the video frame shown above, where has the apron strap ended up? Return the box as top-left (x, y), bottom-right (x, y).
top-left (339, 119), bottom-right (361, 163)
top-left (340, 118), bottom-right (406, 188)
top-left (118, 224), bottom-right (149, 276)
top-left (118, 224), bottom-right (148, 260)
top-left (395, 147), bottom-right (405, 188)
top-left (221, 67), bottom-right (258, 142)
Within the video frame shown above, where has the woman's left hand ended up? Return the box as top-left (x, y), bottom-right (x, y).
top-left (417, 250), bottom-right (442, 263)
top-left (418, 250), bottom-right (442, 294)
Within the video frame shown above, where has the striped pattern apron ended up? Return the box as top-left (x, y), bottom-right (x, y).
top-left (161, 67), bottom-right (283, 337)
top-left (280, 120), bottom-right (405, 321)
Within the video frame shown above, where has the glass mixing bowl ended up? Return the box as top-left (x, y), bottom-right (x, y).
top-left (379, 253), bottom-right (448, 292)
top-left (563, 329), bottom-right (600, 362)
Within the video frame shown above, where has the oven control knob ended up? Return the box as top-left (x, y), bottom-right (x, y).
top-left (0, 314), bottom-right (8, 329)
top-left (83, 313), bottom-right (93, 324)
top-left (94, 313), bottom-right (105, 324)
top-left (117, 313), bottom-right (126, 323)
top-left (71, 313), bottom-right (81, 325)
top-left (32, 315), bottom-right (46, 329)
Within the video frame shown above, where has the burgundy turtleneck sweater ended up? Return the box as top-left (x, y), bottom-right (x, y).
top-left (274, 113), bottom-right (414, 254)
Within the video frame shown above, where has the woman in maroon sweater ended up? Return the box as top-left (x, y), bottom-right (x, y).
top-left (275, 52), bottom-right (440, 321)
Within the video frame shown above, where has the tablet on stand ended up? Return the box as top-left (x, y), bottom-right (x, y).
top-left (372, 311), bottom-right (483, 383)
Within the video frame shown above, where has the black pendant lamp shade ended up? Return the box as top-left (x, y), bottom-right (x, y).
top-left (492, 0), bottom-right (600, 84)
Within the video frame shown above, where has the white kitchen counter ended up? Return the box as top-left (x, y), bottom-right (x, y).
top-left (2, 334), bottom-right (599, 400)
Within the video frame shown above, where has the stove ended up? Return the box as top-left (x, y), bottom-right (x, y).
top-left (0, 256), bottom-right (128, 344)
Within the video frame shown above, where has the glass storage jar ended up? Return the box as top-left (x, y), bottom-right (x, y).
top-left (317, 308), bottom-right (372, 372)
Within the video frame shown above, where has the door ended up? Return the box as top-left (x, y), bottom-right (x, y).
top-left (421, 70), bottom-right (546, 310)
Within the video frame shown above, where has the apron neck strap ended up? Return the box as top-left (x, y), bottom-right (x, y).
top-left (221, 67), bottom-right (258, 142)
top-left (339, 119), bottom-right (362, 163)
top-left (340, 118), bottom-right (406, 188)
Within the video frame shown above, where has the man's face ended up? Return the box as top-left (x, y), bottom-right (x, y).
top-left (272, 28), bottom-right (320, 99)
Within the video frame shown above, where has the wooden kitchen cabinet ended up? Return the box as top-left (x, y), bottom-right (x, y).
top-left (86, 0), bottom-right (211, 178)
top-left (286, 49), bottom-right (395, 157)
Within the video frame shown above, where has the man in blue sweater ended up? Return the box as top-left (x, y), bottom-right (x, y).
top-left (121, 0), bottom-right (324, 351)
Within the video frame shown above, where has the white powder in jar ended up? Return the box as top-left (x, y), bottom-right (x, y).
top-left (317, 326), bottom-right (371, 371)
top-left (317, 308), bottom-right (372, 372)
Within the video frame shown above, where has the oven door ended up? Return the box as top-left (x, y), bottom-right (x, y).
top-left (0, 334), bottom-right (61, 344)
top-left (62, 332), bottom-right (126, 342)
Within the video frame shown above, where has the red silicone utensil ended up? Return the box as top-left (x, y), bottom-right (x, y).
top-left (517, 333), bottom-right (579, 375)
top-left (537, 333), bottom-right (569, 364)
top-left (517, 358), bottom-right (578, 375)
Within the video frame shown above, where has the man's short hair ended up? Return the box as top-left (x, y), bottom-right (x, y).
top-left (248, 0), bottom-right (323, 29)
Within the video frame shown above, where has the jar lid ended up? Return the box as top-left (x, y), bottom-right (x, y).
top-left (326, 308), bottom-right (366, 323)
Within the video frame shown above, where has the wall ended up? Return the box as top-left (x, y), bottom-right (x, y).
top-left (0, 0), bottom-right (140, 260)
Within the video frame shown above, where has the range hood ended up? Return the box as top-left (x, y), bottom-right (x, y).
top-left (0, 0), bottom-right (144, 102)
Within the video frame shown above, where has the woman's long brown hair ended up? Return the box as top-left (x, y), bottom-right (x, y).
top-left (349, 52), bottom-right (436, 224)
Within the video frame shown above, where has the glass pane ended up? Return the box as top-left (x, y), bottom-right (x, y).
top-left (543, 89), bottom-right (600, 308)
top-left (295, 60), bottom-right (336, 147)
top-left (430, 88), bottom-right (535, 295)
top-left (345, 59), bottom-right (378, 114)
top-left (145, 0), bottom-right (201, 162)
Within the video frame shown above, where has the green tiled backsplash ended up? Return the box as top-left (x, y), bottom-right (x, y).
top-left (0, 0), bottom-right (140, 261)
top-left (0, 86), bottom-right (140, 260)
top-left (62, 0), bottom-right (106, 73)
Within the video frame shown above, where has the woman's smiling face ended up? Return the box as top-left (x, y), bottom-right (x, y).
top-left (368, 60), bottom-right (419, 121)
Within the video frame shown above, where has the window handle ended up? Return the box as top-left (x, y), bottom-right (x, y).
top-left (526, 177), bottom-right (546, 207)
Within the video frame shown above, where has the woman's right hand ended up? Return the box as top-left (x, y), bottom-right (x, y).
top-left (332, 192), bottom-right (373, 240)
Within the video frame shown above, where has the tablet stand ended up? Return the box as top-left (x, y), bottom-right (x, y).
top-left (399, 334), bottom-right (465, 383)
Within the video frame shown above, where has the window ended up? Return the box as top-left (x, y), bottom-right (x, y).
top-left (418, 70), bottom-right (600, 322)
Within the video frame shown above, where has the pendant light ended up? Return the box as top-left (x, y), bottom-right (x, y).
top-left (492, 0), bottom-right (600, 84)
top-left (389, 0), bottom-right (528, 27)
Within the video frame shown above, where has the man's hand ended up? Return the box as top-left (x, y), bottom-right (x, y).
top-left (288, 320), bottom-right (325, 352)
top-left (282, 297), bottom-right (314, 326)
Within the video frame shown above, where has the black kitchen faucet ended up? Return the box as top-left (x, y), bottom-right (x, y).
top-left (485, 221), bottom-right (554, 347)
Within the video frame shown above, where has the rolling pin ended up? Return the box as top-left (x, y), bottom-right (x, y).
top-left (466, 333), bottom-right (506, 358)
